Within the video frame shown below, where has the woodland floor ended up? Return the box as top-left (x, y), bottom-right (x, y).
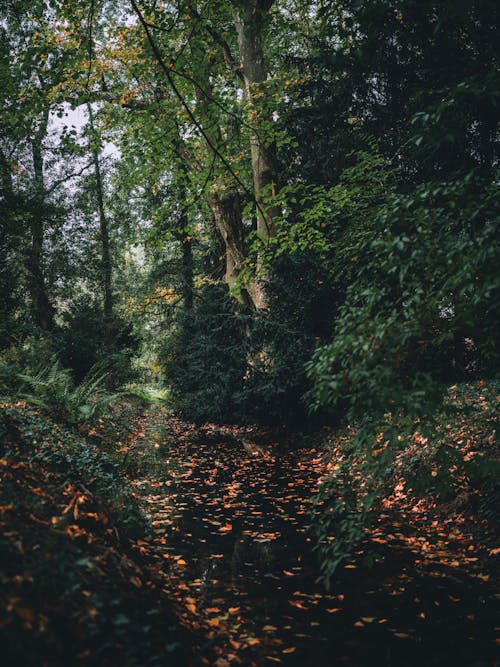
top-left (1, 405), bottom-right (499, 667)
top-left (125, 413), bottom-right (499, 667)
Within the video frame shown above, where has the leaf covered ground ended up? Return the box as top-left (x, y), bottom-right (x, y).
top-left (1, 385), bottom-right (498, 666)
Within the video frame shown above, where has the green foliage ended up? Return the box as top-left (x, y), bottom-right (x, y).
top-left (162, 263), bottom-right (339, 428)
top-left (312, 460), bottom-right (385, 587)
top-left (0, 401), bottom-right (145, 537)
top-left (238, 253), bottom-right (340, 427)
top-left (123, 384), bottom-right (169, 406)
top-left (58, 298), bottom-right (138, 386)
top-left (308, 168), bottom-right (500, 422)
top-left (311, 382), bottom-right (499, 582)
top-left (15, 357), bottom-right (120, 427)
top-left (162, 284), bottom-right (247, 424)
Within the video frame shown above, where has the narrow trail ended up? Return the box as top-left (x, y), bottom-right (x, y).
top-left (128, 418), bottom-right (499, 667)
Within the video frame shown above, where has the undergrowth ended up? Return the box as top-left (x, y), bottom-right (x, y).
top-left (312, 381), bottom-right (499, 586)
top-left (0, 400), bottom-right (145, 538)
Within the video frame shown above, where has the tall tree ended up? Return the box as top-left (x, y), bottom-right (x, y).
top-left (29, 105), bottom-right (55, 331)
top-left (87, 103), bottom-right (114, 344)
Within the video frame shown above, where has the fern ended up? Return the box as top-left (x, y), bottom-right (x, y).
top-left (17, 357), bottom-right (119, 426)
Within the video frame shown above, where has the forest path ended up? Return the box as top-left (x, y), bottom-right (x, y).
top-left (128, 417), bottom-right (498, 667)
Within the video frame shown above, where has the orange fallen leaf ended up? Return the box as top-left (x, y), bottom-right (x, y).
top-left (282, 647), bottom-right (296, 654)
top-left (289, 600), bottom-right (307, 610)
top-left (129, 576), bottom-right (142, 588)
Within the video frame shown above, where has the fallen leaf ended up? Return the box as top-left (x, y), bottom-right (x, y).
top-left (129, 576), bottom-right (142, 588)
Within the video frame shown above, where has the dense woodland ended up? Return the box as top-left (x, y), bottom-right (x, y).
top-left (0, 1), bottom-right (499, 665)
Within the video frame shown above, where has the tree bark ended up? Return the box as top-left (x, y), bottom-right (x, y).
top-left (180, 231), bottom-right (194, 311)
top-left (177, 182), bottom-right (194, 311)
top-left (87, 104), bottom-right (114, 345)
top-left (234, 0), bottom-right (280, 245)
top-left (188, 60), bottom-right (257, 308)
top-left (29, 113), bottom-right (55, 332)
top-left (206, 186), bottom-right (254, 308)
top-left (0, 149), bottom-right (14, 203)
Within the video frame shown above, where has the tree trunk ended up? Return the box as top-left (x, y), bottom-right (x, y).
top-left (206, 187), bottom-right (255, 309)
top-left (234, 0), bottom-right (280, 245)
top-left (29, 116), bottom-right (55, 332)
top-left (0, 149), bottom-right (14, 202)
top-left (181, 232), bottom-right (194, 311)
top-left (188, 58), bottom-right (258, 308)
top-left (177, 183), bottom-right (194, 311)
top-left (87, 104), bottom-right (114, 345)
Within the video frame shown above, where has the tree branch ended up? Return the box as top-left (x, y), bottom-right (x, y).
top-left (46, 161), bottom-right (94, 194)
top-left (129, 0), bottom-right (269, 226)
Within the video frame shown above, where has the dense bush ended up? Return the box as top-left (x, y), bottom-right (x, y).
top-left (162, 262), bottom-right (339, 428)
top-left (0, 400), bottom-right (145, 537)
top-left (162, 284), bottom-right (247, 424)
top-left (311, 381), bottom-right (500, 585)
top-left (308, 169), bottom-right (500, 423)
top-left (58, 297), bottom-right (138, 386)
top-left (238, 253), bottom-right (340, 428)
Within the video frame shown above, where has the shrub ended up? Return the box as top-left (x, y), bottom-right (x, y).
top-left (307, 170), bottom-right (500, 424)
top-left (310, 382), bottom-right (499, 584)
top-left (238, 253), bottom-right (340, 428)
top-left (16, 357), bottom-right (119, 426)
top-left (0, 400), bottom-right (145, 537)
top-left (162, 284), bottom-right (247, 424)
top-left (58, 297), bottom-right (138, 386)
